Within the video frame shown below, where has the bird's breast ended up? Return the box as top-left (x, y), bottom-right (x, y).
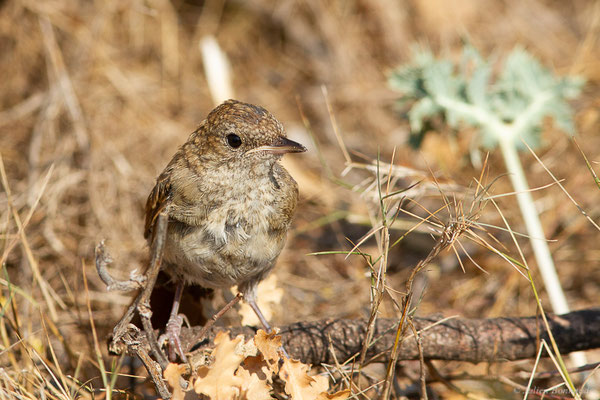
top-left (162, 173), bottom-right (290, 288)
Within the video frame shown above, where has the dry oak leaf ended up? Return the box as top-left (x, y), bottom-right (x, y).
top-left (243, 355), bottom-right (273, 383)
top-left (279, 358), bottom-right (329, 400)
top-left (254, 329), bottom-right (282, 373)
top-left (164, 363), bottom-right (188, 400)
top-left (317, 390), bottom-right (351, 400)
top-left (193, 331), bottom-right (247, 399)
top-left (235, 362), bottom-right (273, 400)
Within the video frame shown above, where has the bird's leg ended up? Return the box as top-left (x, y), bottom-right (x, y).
top-left (164, 282), bottom-right (187, 362)
top-left (246, 297), bottom-right (273, 333)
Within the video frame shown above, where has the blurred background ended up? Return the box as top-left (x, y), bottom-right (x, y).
top-left (0, 0), bottom-right (599, 398)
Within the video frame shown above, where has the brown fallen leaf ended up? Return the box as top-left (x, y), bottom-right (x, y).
top-left (243, 355), bottom-right (273, 383)
top-left (254, 329), bottom-right (282, 373)
top-left (164, 363), bottom-right (189, 400)
top-left (236, 362), bottom-right (273, 400)
top-left (190, 330), bottom-right (343, 400)
top-left (193, 331), bottom-right (246, 399)
top-left (317, 389), bottom-right (351, 400)
top-left (279, 358), bottom-right (329, 400)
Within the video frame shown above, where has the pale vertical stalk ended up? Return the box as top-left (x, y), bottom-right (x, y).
top-left (200, 36), bottom-right (234, 106)
top-left (498, 135), bottom-right (588, 371)
top-left (497, 136), bottom-right (568, 314)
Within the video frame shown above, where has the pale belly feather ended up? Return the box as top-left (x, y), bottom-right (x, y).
top-left (162, 189), bottom-right (286, 289)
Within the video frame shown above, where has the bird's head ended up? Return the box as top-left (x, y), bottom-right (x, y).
top-left (201, 99), bottom-right (306, 165)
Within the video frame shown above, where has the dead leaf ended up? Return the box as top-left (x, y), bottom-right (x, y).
top-left (164, 363), bottom-right (188, 400)
top-left (317, 389), bottom-right (351, 400)
top-left (236, 362), bottom-right (273, 400)
top-left (193, 331), bottom-right (246, 399)
top-left (243, 355), bottom-right (273, 383)
top-left (254, 329), bottom-right (282, 372)
top-left (280, 358), bottom-right (329, 400)
top-left (236, 333), bottom-right (259, 358)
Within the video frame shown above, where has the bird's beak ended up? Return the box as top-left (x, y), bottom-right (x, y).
top-left (248, 137), bottom-right (307, 154)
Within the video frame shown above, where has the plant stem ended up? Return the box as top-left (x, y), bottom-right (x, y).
top-left (497, 134), bottom-right (569, 315)
top-left (500, 127), bottom-right (591, 390)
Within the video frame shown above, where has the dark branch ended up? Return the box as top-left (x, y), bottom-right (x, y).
top-left (180, 308), bottom-right (600, 365)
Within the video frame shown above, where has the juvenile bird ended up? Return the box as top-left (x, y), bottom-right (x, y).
top-left (144, 99), bottom-right (305, 361)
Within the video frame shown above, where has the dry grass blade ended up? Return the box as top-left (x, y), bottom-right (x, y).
top-left (37, 16), bottom-right (88, 149)
top-left (40, 312), bottom-right (71, 399)
top-left (483, 180), bottom-right (562, 200)
top-left (322, 85), bottom-right (351, 166)
top-left (0, 92), bottom-right (46, 127)
top-left (82, 260), bottom-right (112, 400)
top-left (572, 138), bottom-right (600, 189)
top-left (0, 155), bottom-right (59, 321)
top-left (523, 139), bottom-right (600, 231)
top-left (487, 193), bottom-right (580, 397)
top-left (0, 162), bottom-right (54, 265)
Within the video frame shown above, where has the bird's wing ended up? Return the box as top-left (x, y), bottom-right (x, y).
top-left (144, 172), bottom-right (172, 241)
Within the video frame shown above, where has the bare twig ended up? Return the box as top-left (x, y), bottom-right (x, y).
top-left (188, 292), bottom-right (242, 359)
top-left (133, 343), bottom-right (171, 399)
top-left (410, 320), bottom-right (427, 400)
top-left (95, 212), bottom-right (171, 395)
top-left (95, 241), bottom-right (146, 292)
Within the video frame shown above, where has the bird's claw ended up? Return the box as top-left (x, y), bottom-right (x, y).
top-left (160, 313), bottom-right (187, 363)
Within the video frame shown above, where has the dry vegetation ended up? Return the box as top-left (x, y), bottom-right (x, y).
top-left (1, 0), bottom-right (599, 398)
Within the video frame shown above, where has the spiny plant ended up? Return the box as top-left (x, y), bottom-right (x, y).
top-left (388, 44), bottom-right (586, 397)
top-left (388, 44), bottom-right (583, 315)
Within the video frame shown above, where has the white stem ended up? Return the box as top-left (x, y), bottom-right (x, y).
top-left (497, 135), bottom-right (569, 315)
top-left (200, 36), bottom-right (234, 106)
top-left (500, 129), bottom-right (590, 382)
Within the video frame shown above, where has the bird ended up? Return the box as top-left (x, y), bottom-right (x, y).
top-left (144, 99), bottom-right (306, 361)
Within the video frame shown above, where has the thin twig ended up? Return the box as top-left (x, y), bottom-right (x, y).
top-left (98, 211), bottom-right (171, 390)
top-left (137, 212), bottom-right (169, 368)
top-left (95, 241), bottom-right (146, 292)
top-left (133, 344), bottom-right (171, 399)
top-left (191, 293), bottom-right (242, 351)
top-left (410, 320), bottom-right (427, 400)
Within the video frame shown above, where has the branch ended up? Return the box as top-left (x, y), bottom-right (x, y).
top-left (95, 240), bottom-right (146, 292)
top-left (180, 308), bottom-right (600, 365)
top-left (96, 212), bottom-right (171, 397)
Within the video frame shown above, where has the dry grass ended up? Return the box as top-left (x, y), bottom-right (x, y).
top-left (1, 0), bottom-right (599, 398)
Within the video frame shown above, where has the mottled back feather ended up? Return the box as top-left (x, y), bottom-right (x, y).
top-left (144, 172), bottom-right (172, 241)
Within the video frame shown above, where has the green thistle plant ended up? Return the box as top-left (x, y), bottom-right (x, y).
top-left (388, 45), bottom-right (584, 316)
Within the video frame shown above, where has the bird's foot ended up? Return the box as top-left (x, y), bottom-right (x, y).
top-left (159, 313), bottom-right (188, 363)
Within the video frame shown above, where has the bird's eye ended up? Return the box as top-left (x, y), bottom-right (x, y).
top-left (226, 134), bottom-right (242, 148)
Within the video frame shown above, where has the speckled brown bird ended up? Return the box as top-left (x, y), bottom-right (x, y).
top-left (144, 99), bottom-right (305, 361)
